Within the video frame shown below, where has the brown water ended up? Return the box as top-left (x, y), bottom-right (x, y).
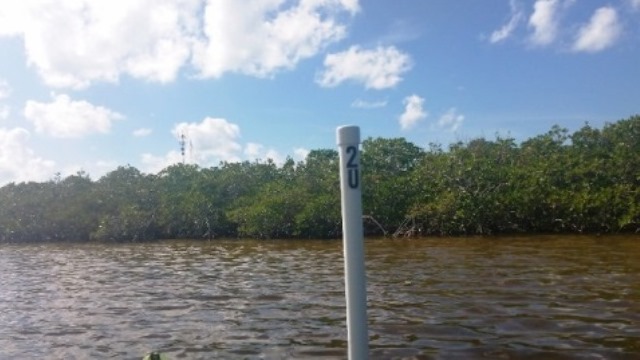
top-left (0, 236), bottom-right (639, 359)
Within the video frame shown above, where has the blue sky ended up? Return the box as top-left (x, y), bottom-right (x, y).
top-left (1, 0), bottom-right (639, 185)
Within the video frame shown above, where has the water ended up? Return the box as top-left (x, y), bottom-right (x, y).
top-left (1, 236), bottom-right (639, 359)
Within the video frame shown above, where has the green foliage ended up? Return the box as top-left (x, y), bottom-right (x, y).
top-left (292, 149), bottom-right (341, 238)
top-left (90, 166), bottom-right (158, 241)
top-left (229, 181), bottom-right (302, 239)
top-left (0, 115), bottom-right (639, 242)
top-left (361, 138), bottom-right (424, 234)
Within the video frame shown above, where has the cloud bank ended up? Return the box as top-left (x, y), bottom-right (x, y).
top-left (0, 0), bottom-right (360, 89)
top-left (193, 0), bottom-right (358, 79)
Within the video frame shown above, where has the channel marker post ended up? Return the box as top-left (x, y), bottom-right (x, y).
top-left (337, 125), bottom-right (369, 359)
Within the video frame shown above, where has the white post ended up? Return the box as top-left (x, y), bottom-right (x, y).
top-left (337, 125), bottom-right (369, 359)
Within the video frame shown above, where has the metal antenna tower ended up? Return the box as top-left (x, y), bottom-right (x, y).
top-left (180, 133), bottom-right (186, 164)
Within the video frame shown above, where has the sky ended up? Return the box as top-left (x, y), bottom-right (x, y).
top-left (0, 0), bottom-right (639, 185)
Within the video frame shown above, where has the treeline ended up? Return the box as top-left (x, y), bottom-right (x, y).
top-left (1, 115), bottom-right (639, 242)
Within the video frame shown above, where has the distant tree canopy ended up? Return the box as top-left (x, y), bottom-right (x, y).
top-left (1, 115), bottom-right (639, 242)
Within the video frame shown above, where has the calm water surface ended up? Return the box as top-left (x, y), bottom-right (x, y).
top-left (0, 236), bottom-right (639, 359)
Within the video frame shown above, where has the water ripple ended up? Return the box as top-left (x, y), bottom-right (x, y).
top-left (0, 236), bottom-right (639, 359)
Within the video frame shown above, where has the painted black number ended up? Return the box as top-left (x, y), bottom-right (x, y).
top-left (346, 146), bottom-right (359, 189)
top-left (346, 146), bottom-right (357, 168)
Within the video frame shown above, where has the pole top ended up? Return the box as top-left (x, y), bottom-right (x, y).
top-left (336, 125), bottom-right (360, 146)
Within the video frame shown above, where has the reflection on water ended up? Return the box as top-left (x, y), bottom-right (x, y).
top-left (0, 236), bottom-right (639, 359)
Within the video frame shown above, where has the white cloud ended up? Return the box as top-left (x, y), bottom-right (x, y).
top-left (141, 118), bottom-right (308, 173)
top-left (142, 117), bottom-right (243, 173)
top-left (193, 0), bottom-right (357, 79)
top-left (490, 0), bottom-right (524, 43)
top-left (244, 142), bottom-right (265, 158)
top-left (351, 99), bottom-right (387, 109)
top-left (133, 128), bottom-right (152, 137)
top-left (528, 0), bottom-right (561, 46)
top-left (265, 149), bottom-right (284, 164)
top-left (632, 0), bottom-right (640, 11)
top-left (244, 142), bottom-right (284, 164)
top-left (490, 0), bottom-right (625, 52)
top-left (293, 147), bottom-right (310, 161)
top-left (141, 151), bottom-right (184, 175)
top-left (84, 160), bottom-right (119, 179)
top-left (317, 45), bottom-right (412, 89)
top-left (1, 0), bottom-right (359, 88)
top-left (24, 94), bottom-right (123, 138)
top-left (0, 127), bottom-right (56, 184)
top-left (0, 79), bottom-right (10, 99)
top-left (573, 7), bottom-right (621, 53)
top-left (0, 3), bottom-right (27, 37)
top-left (437, 108), bottom-right (464, 132)
top-left (173, 117), bottom-right (242, 164)
top-left (0, 0), bottom-right (199, 89)
top-left (399, 95), bottom-right (427, 130)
